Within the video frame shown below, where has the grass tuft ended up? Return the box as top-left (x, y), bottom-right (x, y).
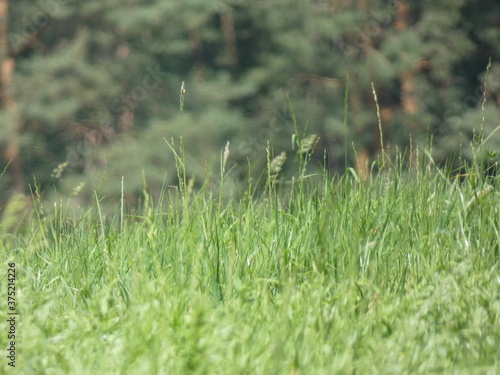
top-left (1, 146), bottom-right (499, 374)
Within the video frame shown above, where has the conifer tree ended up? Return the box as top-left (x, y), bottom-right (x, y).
top-left (0, 0), bottom-right (498, 206)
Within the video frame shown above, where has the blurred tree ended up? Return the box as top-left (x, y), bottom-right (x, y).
top-left (1, 0), bottom-right (126, 204)
top-left (0, 0), bottom-right (498, 209)
top-left (0, 0), bottom-right (22, 194)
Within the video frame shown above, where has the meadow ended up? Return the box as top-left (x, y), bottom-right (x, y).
top-left (1, 144), bottom-right (499, 375)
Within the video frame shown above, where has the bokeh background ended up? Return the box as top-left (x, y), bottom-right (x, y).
top-left (1, 0), bottom-right (499, 208)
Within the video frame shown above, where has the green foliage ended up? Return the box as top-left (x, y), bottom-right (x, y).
top-left (2, 4), bottom-right (500, 372)
top-left (1, 0), bottom-right (500, 206)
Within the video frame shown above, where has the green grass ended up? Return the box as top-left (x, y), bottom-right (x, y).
top-left (1, 153), bottom-right (499, 374)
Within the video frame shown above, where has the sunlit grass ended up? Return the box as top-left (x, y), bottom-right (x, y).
top-left (1, 148), bottom-right (499, 374)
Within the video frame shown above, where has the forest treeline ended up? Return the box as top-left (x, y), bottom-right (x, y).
top-left (0, 0), bottom-right (499, 207)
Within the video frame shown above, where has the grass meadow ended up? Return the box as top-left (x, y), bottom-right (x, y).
top-left (1, 141), bottom-right (499, 374)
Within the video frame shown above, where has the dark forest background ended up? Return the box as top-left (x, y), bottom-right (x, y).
top-left (1, 0), bottom-right (499, 210)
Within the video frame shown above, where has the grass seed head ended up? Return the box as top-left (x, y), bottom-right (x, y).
top-left (299, 134), bottom-right (319, 154)
top-left (51, 162), bottom-right (69, 179)
top-left (270, 151), bottom-right (287, 175)
top-left (223, 141), bottom-right (230, 173)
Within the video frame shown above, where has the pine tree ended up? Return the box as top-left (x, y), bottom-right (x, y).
top-left (0, 0), bottom-right (498, 207)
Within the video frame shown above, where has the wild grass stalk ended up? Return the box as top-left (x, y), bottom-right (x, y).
top-left (1, 121), bottom-right (498, 374)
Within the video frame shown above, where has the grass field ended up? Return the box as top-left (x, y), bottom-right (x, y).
top-left (1, 148), bottom-right (499, 374)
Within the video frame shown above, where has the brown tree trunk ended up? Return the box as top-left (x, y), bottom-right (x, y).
top-left (356, 148), bottom-right (370, 180)
top-left (220, 11), bottom-right (238, 71)
top-left (0, 0), bottom-right (24, 194)
top-left (395, 0), bottom-right (419, 116)
top-left (395, 0), bottom-right (410, 31)
top-left (189, 27), bottom-right (204, 83)
top-left (395, 0), bottom-right (422, 169)
top-left (351, 90), bottom-right (371, 179)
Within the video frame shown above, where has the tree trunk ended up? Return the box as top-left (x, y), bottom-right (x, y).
top-left (220, 11), bottom-right (238, 72)
top-left (395, 0), bottom-right (419, 116)
top-left (351, 89), bottom-right (371, 179)
top-left (189, 27), bottom-right (204, 83)
top-left (0, 0), bottom-right (24, 194)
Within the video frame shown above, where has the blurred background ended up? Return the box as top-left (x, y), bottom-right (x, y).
top-left (1, 0), bottom-right (499, 210)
